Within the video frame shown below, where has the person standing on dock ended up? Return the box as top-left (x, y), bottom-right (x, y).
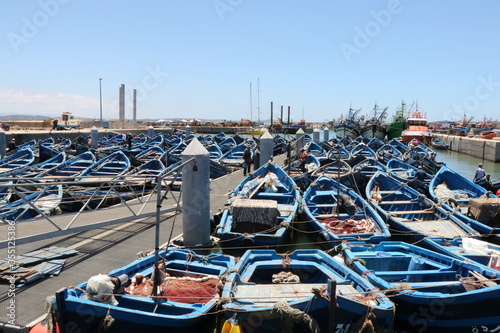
top-left (253, 146), bottom-right (260, 171)
top-left (242, 146), bottom-right (252, 176)
top-left (126, 133), bottom-right (133, 150)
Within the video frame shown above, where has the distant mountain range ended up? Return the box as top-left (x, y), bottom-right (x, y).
top-left (0, 114), bottom-right (51, 120)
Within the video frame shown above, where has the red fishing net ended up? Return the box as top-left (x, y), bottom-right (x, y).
top-left (125, 273), bottom-right (220, 304)
top-left (320, 217), bottom-right (379, 234)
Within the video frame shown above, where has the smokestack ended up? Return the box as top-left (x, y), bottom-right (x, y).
top-left (133, 89), bottom-right (137, 123)
top-left (119, 84), bottom-right (125, 122)
top-left (287, 106), bottom-right (291, 125)
top-left (280, 105), bottom-right (283, 123)
top-left (270, 101), bottom-right (273, 129)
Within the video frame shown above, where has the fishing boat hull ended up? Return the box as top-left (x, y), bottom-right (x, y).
top-left (334, 124), bottom-right (360, 139)
top-left (429, 166), bottom-right (499, 235)
top-left (216, 162), bottom-right (300, 249)
top-left (302, 175), bottom-right (391, 244)
top-left (343, 242), bottom-right (500, 332)
top-left (52, 250), bottom-right (234, 332)
top-left (366, 171), bottom-right (480, 241)
top-left (222, 249), bottom-right (395, 333)
top-left (360, 124), bottom-right (386, 140)
top-left (431, 139), bottom-right (449, 150)
top-left (386, 121), bottom-right (408, 140)
top-left (0, 185), bottom-right (62, 221)
top-left (400, 129), bottom-right (432, 144)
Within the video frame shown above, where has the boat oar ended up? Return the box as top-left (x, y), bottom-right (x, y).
top-left (248, 175), bottom-right (268, 199)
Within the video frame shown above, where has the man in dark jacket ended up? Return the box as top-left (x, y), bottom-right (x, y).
top-left (242, 147), bottom-right (252, 176)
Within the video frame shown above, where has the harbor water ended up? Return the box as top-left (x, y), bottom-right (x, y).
top-left (434, 148), bottom-right (500, 183)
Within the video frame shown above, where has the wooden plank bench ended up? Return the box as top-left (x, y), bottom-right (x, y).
top-left (389, 210), bottom-right (435, 215)
top-left (379, 200), bottom-right (416, 205)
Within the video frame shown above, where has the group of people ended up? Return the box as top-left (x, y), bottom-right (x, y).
top-left (242, 146), bottom-right (261, 176)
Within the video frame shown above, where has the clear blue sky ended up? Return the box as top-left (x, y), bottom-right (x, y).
top-left (1, 0), bottom-right (500, 123)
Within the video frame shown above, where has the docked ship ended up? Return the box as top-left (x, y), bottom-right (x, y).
top-left (386, 100), bottom-right (410, 140)
top-left (360, 103), bottom-right (388, 140)
top-left (400, 103), bottom-right (432, 144)
top-left (334, 106), bottom-right (361, 139)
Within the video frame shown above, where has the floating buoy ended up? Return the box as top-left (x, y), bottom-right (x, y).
top-left (221, 314), bottom-right (243, 333)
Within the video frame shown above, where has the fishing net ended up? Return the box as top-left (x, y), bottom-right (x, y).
top-left (125, 273), bottom-right (219, 304)
top-left (159, 275), bottom-right (219, 304)
top-left (319, 217), bottom-right (379, 234)
top-left (274, 301), bottom-right (320, 333)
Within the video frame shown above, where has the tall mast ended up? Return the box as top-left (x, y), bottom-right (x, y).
top-left (249, 82), bottom-right (253, 123)
top-left (257, 77), bottom-right (261, 124)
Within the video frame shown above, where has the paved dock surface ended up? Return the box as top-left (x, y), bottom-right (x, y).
top-left (0, 158), bottom-right (272, 331)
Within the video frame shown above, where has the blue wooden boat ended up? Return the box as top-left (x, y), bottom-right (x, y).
top-left (164, 135), bottom-right (182, 147)
top-left (351, 157), bottom-right (386, 178)
top-left (422, 237), bottom-right (500, 270)
top-left (0, 185), bottom-right (62, 222)
top-left (53, 136), bottom-right (72, 150)
top-left (135, 145), bottom-right (165, 164)
top-left (327, 144), bottom-right (350, 160)
top-left (216, 162), bottom-right (300, 249)
top-left (219, 143), bottom-right (247, 167)
top-left (431, 139), bottom-right (449, 150)
top-left (348, 143), bottom-right (376, 166)
top-left (388, 138), bottom-right (409, 154)
top-left (342, 241), bottom-right (500, 332)
top-left (167, 142), bottom-right (188, 157)
top-left (16, 139), bottom-right (37, 151)
top-left (76, 151), bottom-right (130, 183)
top-left (17, 151), bottom-right (66, 177)
top-left (0, 148), bottom-right (35, 176)
top-left (121, 159), bottom-right (166, 188)
top-left (52, 249), bottom-right (235, 331)
top-left (386, 158), bottom-right (432, 194)
top-left (222, 249), bottom-right (395, 333)
top-left (302, 175), bottom-right (390, 245)
top-left (36, 151), bottom-right (96, 180)
top-left (305, 141), bottom-right (328, 161)
top-left (288, 153), bottom-right (320, 175)
top-left (367, 137), bottom-right (384, 151)
top-left (376, 144), bottom-right (403, 164)
top-left (209, 159), bottom-right (233, 179)
top-left (214, 131), bottom-right (228, 144)
top-left (366, 171), bottom-right (481, 241)
top-left (310, 159), bottom-right (351, 179)
top-left (205, 143), bottom-right (223, 160)
top-left (38, 143), bottom-right (61, 162)
top-left (218, 137), bottom-right (238, 154)
top-left (429, 165), bottom-right (499, 235)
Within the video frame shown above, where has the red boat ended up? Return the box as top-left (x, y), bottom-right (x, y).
top-left (481, 130), bottom-right (497, 140)
top-left (400, 104), bottom-right (432, 144)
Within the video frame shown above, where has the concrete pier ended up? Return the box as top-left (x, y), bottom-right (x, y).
top-left (260, 130), bottom-right (273, 166)
top-left (313, 128), bottom-right (320, 143)
top-left (181, 138), bottom-right (211, 247)
top-left (323, 127), bottom-right (329, 142)
top-left (433, 134), bottom-right (500, 162)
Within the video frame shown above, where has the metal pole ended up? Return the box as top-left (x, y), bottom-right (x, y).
top-left (150, 174), bottom-right (162, 298)
top-left (99, 78), bottom-right (102, 124)
top-left (328, 279), bottom-right (337, 333)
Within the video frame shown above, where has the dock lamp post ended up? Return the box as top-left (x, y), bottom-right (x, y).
top-left (99, 78), bottom-right (103, 124)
